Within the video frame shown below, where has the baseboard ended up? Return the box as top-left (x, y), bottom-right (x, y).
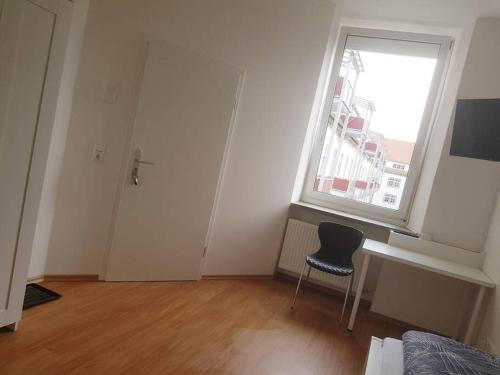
top-left (32, 274), bottom-right (268, 282)
top-left (202, 275), bottom-right (274, 280)
top-left (41, 274), bottom-right (100, 282)
top-left (367, 311), bottom-right (443, 335)
top-left (275, 271), bottom-right (371, 308)
top-left (27, 275), bottom-right (45, 283)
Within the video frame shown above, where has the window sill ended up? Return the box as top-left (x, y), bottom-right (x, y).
top-left (290, 201), bottom-right (416, 234)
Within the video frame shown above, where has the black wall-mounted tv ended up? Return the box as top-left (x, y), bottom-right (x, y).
top-left (450, 98), bottom-right (500, 162)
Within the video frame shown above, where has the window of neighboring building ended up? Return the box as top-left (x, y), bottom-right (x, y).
top-left (302, 27), bottom-right (452, 224)
top-left (383, 193), bottom-right (397, 205)
top-left (387, 177), bottom-right (401, 188)
top-left (392, 163), bottom-right (405, 170)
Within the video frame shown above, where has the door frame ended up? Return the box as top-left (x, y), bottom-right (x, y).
top-left (1, 0), bottom-right (75, 328)
top-left (199, 69), bottom-right (244, 278)
top-left (101, 40), bottom-right (244, 281)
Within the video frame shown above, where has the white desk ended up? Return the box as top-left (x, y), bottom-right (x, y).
top-left (347, 239), bottom-right (495, 344)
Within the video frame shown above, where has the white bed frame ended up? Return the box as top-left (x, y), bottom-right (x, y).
top-left (364, 337), bottom-right (404, 375)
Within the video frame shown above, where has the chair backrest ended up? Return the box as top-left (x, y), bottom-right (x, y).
top-left (317, 222), bottom-right (364, 267)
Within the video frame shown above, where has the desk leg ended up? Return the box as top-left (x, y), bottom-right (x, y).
top-left (348, 253), bottom-right (370, 331)
top-left (464, 285), bottom-right (486, 345)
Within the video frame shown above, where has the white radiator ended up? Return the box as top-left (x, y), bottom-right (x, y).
top-left (278, 219), bottom-right (351, 291)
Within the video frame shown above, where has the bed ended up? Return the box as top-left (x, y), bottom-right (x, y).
top-left (364, 330), bottom-right (500, 375)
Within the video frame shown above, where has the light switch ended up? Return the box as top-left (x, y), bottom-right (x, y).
top-left (103, 81), bottom-right (121, 104)
top-left (92, 144), bottom-right (106, 161)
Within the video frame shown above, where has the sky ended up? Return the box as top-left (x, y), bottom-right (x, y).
top-left (352, 51), bottom-right (437, 143)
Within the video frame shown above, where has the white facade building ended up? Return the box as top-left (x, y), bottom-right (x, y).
top-left (372, 139), bottom-right (414, 209)
top-left (315, 50), bottom-right (387, 203)
top-left (314, 49), bottom-right (415, 210)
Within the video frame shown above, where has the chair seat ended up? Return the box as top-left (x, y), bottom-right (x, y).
top-left (306, 255), bottom-right (353, 276)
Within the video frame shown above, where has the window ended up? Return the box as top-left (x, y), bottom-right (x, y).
top-left (392, 163), bottom-right (405, 170)
top-left (303, 27), bottom-right (451, 224)
top-left (387, 177), bottom-right (401, 188)
top-left (383, 193), bottom-right (397, 205)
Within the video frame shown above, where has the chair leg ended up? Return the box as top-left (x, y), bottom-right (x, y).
top-left (305, 266), bottom-right (312, 283)
top-left (303, 266), bottom-right (312, 293)
top-left (340, 271), bottom-right (354, 325)
top-left (291, 262), bottom-right (307, 309)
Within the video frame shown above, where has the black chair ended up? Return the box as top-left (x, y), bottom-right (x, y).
top-left (291, 221), bottom-right (364, 324)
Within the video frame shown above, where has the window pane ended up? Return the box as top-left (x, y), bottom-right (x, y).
top-left (314, 37), bottom-right (437, 210)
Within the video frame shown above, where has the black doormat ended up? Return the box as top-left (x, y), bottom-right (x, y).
top-left (23, 284), bottom-right (61, 310)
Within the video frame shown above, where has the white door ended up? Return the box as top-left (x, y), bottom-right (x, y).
top-left (105, 42), bottom-right (241, 281)
top-left (0, 0), bottom-right (61, 327)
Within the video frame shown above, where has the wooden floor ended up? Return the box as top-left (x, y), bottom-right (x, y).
top-left (0, 279), bottom-right (406, 374)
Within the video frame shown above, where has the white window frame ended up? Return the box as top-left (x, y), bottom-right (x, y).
top-left (302, 27), bottom-right (452, 224)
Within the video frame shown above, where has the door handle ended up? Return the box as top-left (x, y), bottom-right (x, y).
top-left (131, 148), bottom-right (154, 186)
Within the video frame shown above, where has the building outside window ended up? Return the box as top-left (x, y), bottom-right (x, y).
top-left (371, 139), bottom-right (413, 208)
top-left (392, 163), bottom-right (406, 170)
top-left (302, 27), bottom-right (451, 224)
top-left (383, 193), bottom-right (397, 205)
top-left (387, 177), bottom-right (401, 188)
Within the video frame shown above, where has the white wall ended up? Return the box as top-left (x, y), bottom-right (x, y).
top-left (371, 17), bottom-right (500, 338)
top-left (421, 17), bottom-right (500, 252)
top-left (34, 1), bottom-right (500, 341)
top-left (333, 0), bottom-right (500, 27)
top-left (478, 187), bottom-right (500, 355)
top-left (207, 0), bottom-right (500, 274)
top-left (471, 19), bottom-right (500, 355)
top-left (28, 0), bottom-right (89, 278)
top-left (323, 1), bottom-right (500, 246)
top-left (292, 0), bottom-right (500, 240)
top-left (291, 1), bottom-right (500, 337)
top-left (44, 0), bottom-right (335, 276)
top-left (44, 1), bottom-right (500, 278)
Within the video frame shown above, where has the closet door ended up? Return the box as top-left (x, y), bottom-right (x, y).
top-left (0, 0), bottom-right (71, 328)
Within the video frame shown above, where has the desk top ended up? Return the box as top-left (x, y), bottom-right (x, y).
top-left (363, 239), bottom-right (495, 288)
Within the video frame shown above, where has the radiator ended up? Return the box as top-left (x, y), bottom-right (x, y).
top-left (277, 219), bottom-right (351, 291)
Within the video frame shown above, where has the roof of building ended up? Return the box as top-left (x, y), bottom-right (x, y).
top-left (383, 138), bottom-right (415, 164)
